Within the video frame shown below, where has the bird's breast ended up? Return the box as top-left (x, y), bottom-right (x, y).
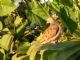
top-left (39, 24), bottom-right (59, 43)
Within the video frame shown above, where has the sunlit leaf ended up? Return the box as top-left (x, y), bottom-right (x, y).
top-left (47, 1), bottom-right (60, 13)
top-left (2, 28), bottom-right (10, 32)
top-left (0, 21), bottom-right (3, 30)
top-left (31, 1), bottom-right (49, 20)
top-left (0, 0), bottom-right (80, 60)
top-left (27, 41), bottom-right (42, 60)
top-left (12, 54), bottom-right (28, 60)
top-left (26, 1), bottom-right (48, 26)
top-left (0, 34), bottom-right (13, 51)
top-left (17, 42), bottom-right (30, 55)
top-left (22, 56), bottom-right (29, 60)
top-left (14, 16), bottom-right (22, 27)
top-left (16, 20), bottom-right (28, 37)
top-left (0, 0), bottom-right (18, 16)
top-left (4, 15), bottom-right (14, 27)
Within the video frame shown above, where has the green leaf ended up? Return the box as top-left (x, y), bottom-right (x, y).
top-left (39, 41), bottom-right (80, 60)
top-left (0, 0), bottom-right (18, 16)
top-left (27, 42), bottom-right (42, 60)
top-left (0, 21), bottom-right (3, 30)
top-left (66, 51), bottom-right (80, 60)
top-left (67, 4), bottom-right (79, 22)
top-left (0, 51), bottom-right (4, 60)
top-left (31, 1), bottom-right (49, 20)
top-left (60, 7), bottom-right (77, 33)
top-left (40, 41), bottom-right (80, 51)
top-left (0, 34), bottom-right (13, 51)
top-left (42, 50), bottom-right (57, 60)
top-left (14, 16), bottom-right (22, 27)
top-left (22, 56), bottom-right (29, 60)
top-left (16, 20), bottom-right (28, 37)
top-left (48, 1), bottom-right (60, 13)
top-left (26, 12), bottom-right (46, 26)
top-left (48, 1), bottom-right (77, 33)
top-left (55, 45), bottom-right (80, 60)
top-left (27, 41), bottom-right (80, 60)
top-left (26, 1), bottom-right (49, 26)
top-left (4, 15), bottom-right (14, 28)
top-left (2, 28), bottom-right (10, 32)
top-left (12, 54), bottom-right (28, 60)
top-left (55, 0), bottom-right (73, 7)
top-left (0, 49), bottom-right (5, 60)
top-left (34, 53), bottom-right (41, 60)
top-left (17, 42), bottom-right (30, 56)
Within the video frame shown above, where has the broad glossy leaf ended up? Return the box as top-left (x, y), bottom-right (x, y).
top-left (26, 1), bottom-right (48, 26)
top-left (0, 34), bottom-right (13, 51)
top-left (27, 38), bottom-right (80, 60)
top-left (39, 41), bottom-right (80, 60)
top-left (31, 1), bottom-right (49, 20)
top-left (0, 0), bottom-right (18, 16)
top-left (42, 50), bottom-right (57, 60)
top-left (40, 41), bottom-right (80, 51)
top-left (67, 51), bottom-right (80, 60)
top-left (47, 1), bottom-right (60, 13)
top-left (55, 45), bottom-right (80, 60)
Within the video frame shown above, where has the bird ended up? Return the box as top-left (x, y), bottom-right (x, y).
top-left (26, 15), bottom-right (61, 59)
top-left (39, 15), bottom-right (61, 44)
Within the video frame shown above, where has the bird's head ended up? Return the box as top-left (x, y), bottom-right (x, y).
top-left (47, 15), bottom-right (58, 24)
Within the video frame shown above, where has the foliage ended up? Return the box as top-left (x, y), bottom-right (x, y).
top-left (0, 0), bottom-right (80, 60)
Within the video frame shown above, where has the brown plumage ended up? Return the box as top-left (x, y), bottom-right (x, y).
top-left (27, 15), bottom-right (61, 57)
top-left (39, 15), bottom-right (61, 44)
